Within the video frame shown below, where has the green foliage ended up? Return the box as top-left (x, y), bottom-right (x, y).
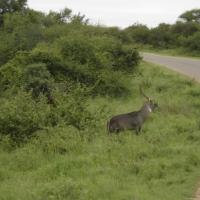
top-left (171, 21), bottom-right (199, 37)
top-left (0, 85), bottom-right (96, 143)
top-left (0, 28), bottom-right (140, 97)
top-left (125, 9), bottom-right (200, 53)
top-left (125, 24), bottom-right (150, 44)
top-left (103, 43), bottom-right (140, 71)
top-left (59, 36), bottom-right (100, 67)
top-left (179, 9), bottom-right (200, 23)
top-left (0, 10), bottom-right (44, 65)
top-left (149, 23), bottom-right (175, 48)
top-left (0, 0), bottom-right (27, 25)
top-left (46, 8), bottom-right (72, 24)
top-left (23, 63), bottom-right (54, 100)
top-left (0, 91), bottom-right (50, 143)
top-left (182, 32), bottom-right (200, 52)
top-left (0, 0), bottom-right (27, 14)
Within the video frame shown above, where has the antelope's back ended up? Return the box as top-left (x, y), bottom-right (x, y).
top-left (108, 111), bottom-right (141, 132)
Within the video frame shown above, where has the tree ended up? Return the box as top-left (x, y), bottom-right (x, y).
top-left (182, 32), bottom-right (200, 52)
top-left (0, 10), bottom-right (44, 66)
top-left (0, 0), bottom-right (27, 14)
top-left (0, 0), bottom-right (27, 25)
top-left (47, 8), bottom-right (72, 25)
top-left (149, 23), bottom-right (174, 48)
top-left (71, 12), bottom-right (89, 25)
top-left (171, 21), bottom-right (199, 37)
top-left (179, 9), bottom-right (200, 23)
top-left (125, 24), bottom-right (150, 44)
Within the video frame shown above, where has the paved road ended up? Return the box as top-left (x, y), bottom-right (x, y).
top-left (142, 52), bottom-right (200, 81)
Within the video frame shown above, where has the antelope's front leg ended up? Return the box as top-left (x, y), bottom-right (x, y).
top-left (135, 126), bottom-right (142, 135)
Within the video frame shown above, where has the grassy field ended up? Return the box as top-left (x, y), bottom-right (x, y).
top-left (1, 62), bottom-right (200, 200)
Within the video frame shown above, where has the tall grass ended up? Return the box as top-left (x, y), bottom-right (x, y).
top-left (1, 62), bottom-right (200, 200)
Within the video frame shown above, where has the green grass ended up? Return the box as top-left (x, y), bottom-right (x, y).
top-left (1, 62), bottom-right (200, 200)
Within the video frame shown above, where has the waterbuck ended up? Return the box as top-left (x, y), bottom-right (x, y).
top-left (107, 89), bottom-right (158, 134)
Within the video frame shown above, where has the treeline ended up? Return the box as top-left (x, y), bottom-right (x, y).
top-left (0, 0), bottom-right (141, 144)
top-left (124, 9), bottom-right (200, 53)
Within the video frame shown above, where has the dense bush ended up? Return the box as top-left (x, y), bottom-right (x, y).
top-left (23, 63), bottom-right (54, 104)
top-left (171, 22), bottom-right (199, 37)
top-left (0, 85), bottom-right (96, 143)
top-left (149, 24), bottom-right (175, 48)
top-left (0, 3), bottom-right (142, 143)
top-left (0, 10), bottom-right (44, 65)
top-left (59, 36), bottom-right (101, 68)
top-left (0, 92), bottom-right (50, 143)
top-left (182, 32), bottom-right (200, 51)
top-left (0, 0), bottom-right (27, 26)
top-left (125, 24), bottom-right (151, 44)
top-left (0, 29), bottom-right (137, 142)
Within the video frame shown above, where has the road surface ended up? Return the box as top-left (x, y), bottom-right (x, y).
top-left (142, 52), bottom-right (200, 82)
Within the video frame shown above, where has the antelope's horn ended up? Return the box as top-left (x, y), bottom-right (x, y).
top-left (139, 87), bottom-right (151, 101)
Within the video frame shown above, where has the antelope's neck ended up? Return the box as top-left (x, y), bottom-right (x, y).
top-left (140, 104), bottom-right (151, 120)
top-left (146, 104), bottom-right (152, 113)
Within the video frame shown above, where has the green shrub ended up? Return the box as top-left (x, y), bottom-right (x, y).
top-left (182, 32), bottom-right (200, 52)
top-left (124, 24), bottom-right (150, 44)
top-left (23, 63), bottom-right (54, 102)
top-left (0, 91), bottom-right (50, 143)
top-left (28, 45), bottom-right (64, 77)
top-left (90, 36), bottom-right (141, 72)
top-left (0, 6), bottom-right (142, 144)
top-left (0, 86), bottom-right (97, 143)
top-left (0, 10), bottom-right (44, 65)
top-left (59, 36), bottom-right (100, 67)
